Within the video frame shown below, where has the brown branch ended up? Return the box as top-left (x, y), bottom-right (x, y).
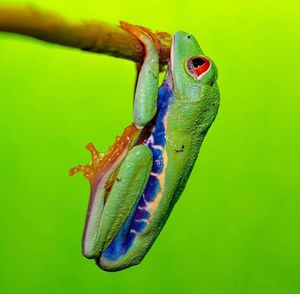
top-left (0, 5), bottom-right (171, 64)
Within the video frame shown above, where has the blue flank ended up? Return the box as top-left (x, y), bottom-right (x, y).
top-left (102, 81), bottom-right (174, 261)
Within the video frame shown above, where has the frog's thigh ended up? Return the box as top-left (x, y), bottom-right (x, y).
top-left (97, 144), bottom-right (153, 253)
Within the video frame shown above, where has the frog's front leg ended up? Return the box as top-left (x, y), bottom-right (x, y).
top-left (120, 22), bottom-right (160, 129)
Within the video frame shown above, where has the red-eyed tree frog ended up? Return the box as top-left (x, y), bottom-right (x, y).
top-left (70, 22), bottom-right (220, 271)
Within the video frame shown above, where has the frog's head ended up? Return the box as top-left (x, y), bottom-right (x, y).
top-left (170, 31), bottom-right (220, 130)
top-left (171, 31), bottom-right (218, 100)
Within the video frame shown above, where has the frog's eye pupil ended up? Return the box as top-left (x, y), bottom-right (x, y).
top-left (192, 57), bottom-right (205, 68)
top-left (186, 56), bottom-right (210, 79)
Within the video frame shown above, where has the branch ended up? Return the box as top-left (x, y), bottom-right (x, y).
top-left (0, 5), bottom-right (171, 64)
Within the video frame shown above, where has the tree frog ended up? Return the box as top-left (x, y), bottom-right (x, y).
top-left (70, 22), bottom-right (220, 271)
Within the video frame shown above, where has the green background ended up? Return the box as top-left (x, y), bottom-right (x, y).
top-left (0, 0), bottom-right (299, 293)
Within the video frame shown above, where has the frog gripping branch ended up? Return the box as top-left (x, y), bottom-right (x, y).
top-left (70, 22), bottom-right (220, 271)
top-left (0, 6), bottom-right (220, 271)
top-left (0, 6), bottom-right (220, 270)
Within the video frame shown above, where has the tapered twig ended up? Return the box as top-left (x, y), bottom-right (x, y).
top-left (0, 5), bottom-right (171, 64)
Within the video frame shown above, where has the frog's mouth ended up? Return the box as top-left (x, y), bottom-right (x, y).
top-left (170, 33), bottom-right (176, 77)
top-left (170, 31), bottom-right (184, 89)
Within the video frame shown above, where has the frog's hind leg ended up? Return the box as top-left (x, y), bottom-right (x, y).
top-left (82, 144), bottom-right (153, 259)
top-left (120, 22), bottom-right (160, 129)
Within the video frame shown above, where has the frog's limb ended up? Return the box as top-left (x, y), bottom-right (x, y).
top-left (70, 124), bottom-right (141, 258)
top-left (77, 144), bottom-right (153, 259)
top-left (120, 22), bottom-right (160, 129)
top-left (96, 145), bottom-right (153, 253)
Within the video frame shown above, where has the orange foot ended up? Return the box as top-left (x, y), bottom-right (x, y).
top-left (120, 21), bottom-right (161, 54)
top-left (69, 123), bottom-right (140, 186)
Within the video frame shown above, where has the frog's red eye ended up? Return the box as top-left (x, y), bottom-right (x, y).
top-left (186, 56), bottom-right (210, 79)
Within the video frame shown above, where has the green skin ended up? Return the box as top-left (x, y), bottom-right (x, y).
top-left (80, 30), bottom-right (220, 271)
